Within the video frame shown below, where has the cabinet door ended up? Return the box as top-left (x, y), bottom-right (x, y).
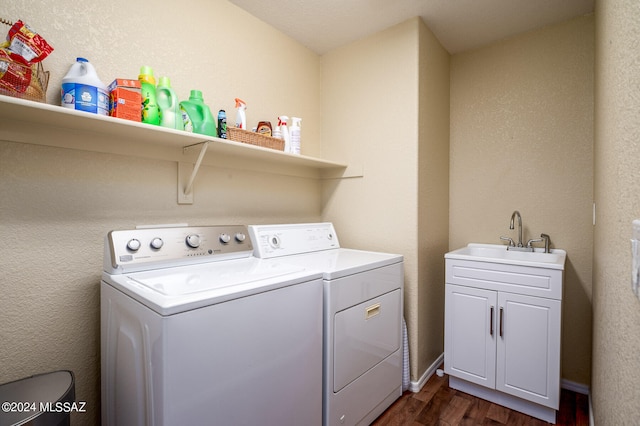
top-left (444, 284), bottom-right (497, 388)
top-left (496, 292), bottom-right (561, 409)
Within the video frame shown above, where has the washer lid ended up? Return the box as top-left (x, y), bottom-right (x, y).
top-left (103, 257), bottom-right (321, 315)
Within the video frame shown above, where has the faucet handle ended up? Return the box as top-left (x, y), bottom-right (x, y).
top-left (540, 233), bottom-right (551, 253)
top-left (500, 236), bottom-right (515, 247)
top-left (526, 238), bottom-right (544, 249)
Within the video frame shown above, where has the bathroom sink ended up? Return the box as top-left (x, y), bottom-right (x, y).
top-left (445, 243), bottom-right (566, 270)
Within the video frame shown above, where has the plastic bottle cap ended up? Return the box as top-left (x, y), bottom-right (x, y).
top-left (158, 76), bottom-right (171, 88)
top-left (190, 90), bottom-right (204, 100)
top-left (139, 65), bottom-right (154, 75)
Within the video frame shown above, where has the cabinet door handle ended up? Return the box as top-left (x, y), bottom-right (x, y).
top-left (499, 307), bottom-right (504, 337)
top-left (490, 306), bottom-right (494, 336)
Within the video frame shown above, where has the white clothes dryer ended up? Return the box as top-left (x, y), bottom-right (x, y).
top-left (249, 223), bottom-right (404, 426)
top-left (101, 224), bottom-right (323, 426)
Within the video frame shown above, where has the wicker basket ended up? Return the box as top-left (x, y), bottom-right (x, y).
top-left (227, 127), bottom-right (284, 151)
top-left (0, 58), bottom-right (49, 102)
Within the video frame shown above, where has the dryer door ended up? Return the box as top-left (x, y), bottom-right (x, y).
top-left (333, 289), bottom-right (401, 392)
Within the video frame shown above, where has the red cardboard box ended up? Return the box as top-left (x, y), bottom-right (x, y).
top-left (109, 78), bottom-right (141, 122)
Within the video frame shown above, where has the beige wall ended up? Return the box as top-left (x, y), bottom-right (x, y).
top-left (321, 18), bottom-right (421, 377)
top-left (450, 15), bottom-right (594, 385)
top-left (417, 21), bottom-right (450, 379)
top-left (0, 0), bottom-right (324, 423)
top-left (593, 0), bottom-right (640, 423)
top-left (321, 17), bottom-right (450, 381)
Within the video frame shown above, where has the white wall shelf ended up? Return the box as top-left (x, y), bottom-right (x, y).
top-left (0, 95), bottom-right (358, 203)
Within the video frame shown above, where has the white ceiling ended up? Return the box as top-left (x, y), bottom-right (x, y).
top-left (227, 0), bottom-right (595, 54)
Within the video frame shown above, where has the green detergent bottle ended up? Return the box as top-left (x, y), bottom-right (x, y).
top-left (157, 76), bottom-right (183, 130)
top-left (138, 66), bottom-right (160, 125)
top-left (179, 90), bottom-right (217, 137)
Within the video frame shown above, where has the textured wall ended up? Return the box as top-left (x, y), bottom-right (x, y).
top-left (0, 1), bottom-right (324, 424)
top-left (417, 20), bottom-right (450, 379)
top-left (450, 15), bottom-right (594, 386)
top-left (592, 0), bottom-right (640, 423)
top-left (321, 19), bottom-right (421, 375)
top-left (321, 17), bottom-right (450, 382)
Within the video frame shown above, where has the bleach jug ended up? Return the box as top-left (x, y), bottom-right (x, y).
top-left (61, 57), bottom-right (109, 115)
top-left (179, 90), bottom-right (216, 137)
top-left (138, 66), bottom-right (160, 125)
top-left (157, 76), bottom-right (183, 130)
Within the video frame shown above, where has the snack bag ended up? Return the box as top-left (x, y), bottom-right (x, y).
top-left (0, 20), bottom-right (53, 95)
top-left (4, 20), bottom-right (53, 63)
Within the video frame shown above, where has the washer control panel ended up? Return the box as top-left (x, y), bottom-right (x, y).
top-left (249, 223), bottom-right (340, 259)
top-left (105, 225), bottom-right (252, 273)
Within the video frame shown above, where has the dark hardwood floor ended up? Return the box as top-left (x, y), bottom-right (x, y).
top-left (372, 371), bottom-right (589, 425)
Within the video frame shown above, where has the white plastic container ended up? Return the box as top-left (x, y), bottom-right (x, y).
top-left (61, 57), bottom-right (109, 115)
top-left (235, 98), bottom-right (247, 129)
top-left (278, 115), bottom-right (290, 152)
top-left (290, 117), bottom-right (301, 155)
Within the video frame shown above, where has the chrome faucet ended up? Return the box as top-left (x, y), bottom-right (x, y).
top-left (510, 210), bottom-right (523, 247)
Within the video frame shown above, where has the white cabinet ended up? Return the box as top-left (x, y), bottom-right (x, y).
top-left (496, 291), bottom-right (561, 407)
top-left (444, 256), bottom-right (563, 423)
top-left (445, 285), bottom-right (496, 388)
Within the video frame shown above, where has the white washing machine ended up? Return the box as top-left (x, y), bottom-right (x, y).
top-left (101, 224), bottom-right (323, 426)
top-left (249, 223), bottom-right (404, 426)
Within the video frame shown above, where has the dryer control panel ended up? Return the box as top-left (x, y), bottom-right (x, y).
top-left (105, 225), bottom-right (252, 274)
top-left (249, 223), bottom-right (340, 259)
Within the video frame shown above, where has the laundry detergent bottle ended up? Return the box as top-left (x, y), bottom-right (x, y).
top-left (61, 57), bottom-right (109, 115)
top-left (179, 90), bottom-right (217, 137)
top-left (157, 76), bottom-right (183, 130)
top-left (138, 66), bottom-right (160, 125)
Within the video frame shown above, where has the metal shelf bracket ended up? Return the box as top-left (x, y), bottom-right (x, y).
top-left (177, 141), bottom-right (209, 204)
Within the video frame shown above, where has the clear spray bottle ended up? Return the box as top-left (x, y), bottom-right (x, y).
top-left (235, 98), bottom-right (247, 129)
top-left (278, 115), bottom-right (290, 152)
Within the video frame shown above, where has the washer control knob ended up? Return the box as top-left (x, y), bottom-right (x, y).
top-left (186, 234), bottom-right (201, 248)
top-left (150, 237), bottom-right (164, 250)
top-left (269, 235), bottom-right (281, 248)
top-left (219, 233), bottom-right (231, 244)
top-left (127, 238), bottom-right (141, 252)
top-left (235, 233), bottom-right (246, 243)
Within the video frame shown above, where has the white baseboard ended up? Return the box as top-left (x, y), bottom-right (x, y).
top-left (560, 378), bottom-right (590, 395)
top-left (408, 352), bottom-right (444, 392)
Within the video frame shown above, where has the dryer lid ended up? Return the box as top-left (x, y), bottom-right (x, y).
top-left (285, 248), bottom-right (403, 280)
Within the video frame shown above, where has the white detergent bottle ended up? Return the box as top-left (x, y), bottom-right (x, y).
top-left (278, 115), bottom-right (290, 152)
top-left (290, 117), bottom-right (301, 155)
top-left (61, 57), bottom-right (109, 115)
